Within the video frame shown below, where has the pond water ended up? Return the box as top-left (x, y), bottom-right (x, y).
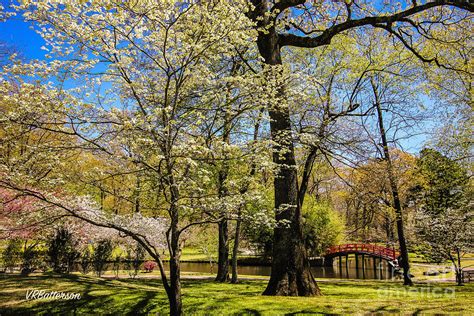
top-left (168, 256), bottom-right (395, 280)
top-left (73, 255), bottom-right (395, 280)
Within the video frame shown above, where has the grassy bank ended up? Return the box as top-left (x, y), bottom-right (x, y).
top-left (0, 274), bottom-right (473, 315)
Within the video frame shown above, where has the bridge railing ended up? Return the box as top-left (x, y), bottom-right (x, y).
top-left (326, 244), bottom-right (398, 260)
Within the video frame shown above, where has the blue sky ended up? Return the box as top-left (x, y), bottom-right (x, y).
top-left (0, 8), bottom-right (46, 60)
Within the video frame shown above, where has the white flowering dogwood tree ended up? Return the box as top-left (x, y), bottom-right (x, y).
top-left (416, 208), bottom-right (473, 285)
top-left (1, 1), bottom-right (264, 314)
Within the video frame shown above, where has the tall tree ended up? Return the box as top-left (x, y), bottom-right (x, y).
top-left (248, 0), bottom-right (473, 295)
top-left (371, 77), bottom-right (413, 285)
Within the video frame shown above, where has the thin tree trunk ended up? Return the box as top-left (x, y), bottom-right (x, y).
top-left (165, 153), bottom-right (183, 314)
top-left (230, 106), bottom-right (263, 284)
top-left (254, 17), bottom-right (320, 296)
top-left (214, 61), bottom-right (240, 282)
top-left (372, 79), bottom-right (413, 286)
top-left (134, 174), bottom-right (141, 213)
top-left (215, 99), bottom-right (232, 282)
top-left (456, 248), bottom-right (463, 286)
top-left (154, 252), bottom-right (181, 316)
top-left (231, 210), bottom-right (241, 283)
top-left (167, 202), bottom-right (182, 315)
top-left (168, 252), bottom-right (182, 315)
top-left (215, 219), bottom-right (229, 282)
top-left (132, 238), bottom-right (178, 315)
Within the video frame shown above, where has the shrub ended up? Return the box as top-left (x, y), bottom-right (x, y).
top-left (47, 227), bottom-right (80, 273)
top-left (143, 260), bottom-right (157, 272)
top-left (92, 239), bottom-right (113, 277)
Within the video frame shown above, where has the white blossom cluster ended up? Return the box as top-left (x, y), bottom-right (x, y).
top-left (64, 196), bottom-right (168, 249)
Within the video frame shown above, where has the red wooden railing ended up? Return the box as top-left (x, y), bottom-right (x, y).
top-left (326, 244), bottom-right (399, 260)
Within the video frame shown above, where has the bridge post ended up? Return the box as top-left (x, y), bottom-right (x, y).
top-left (377, 257), bottom-right (382, 279)
top-left (361, 254), bottom-right (365, 279)
top-left (373, 256), bottom-right (377, 278)
top-left (339, 255), bottom-right (342, 277)
top-left (355, 254), bottom-right (359, 278)
top-left (345, 254), bottom-right (349, 278)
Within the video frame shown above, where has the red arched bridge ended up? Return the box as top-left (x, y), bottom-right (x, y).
top-left (324, 244), bottom-right (399, 264)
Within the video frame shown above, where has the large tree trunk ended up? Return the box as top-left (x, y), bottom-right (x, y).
top-left (255, 18), bottom-right (320, 296)
top-left (372, 80), bottom-right (413, 286)
top-left (262, 122), bottom-right (320, 295)
top-left (215, 219), bottom-right (229, 282)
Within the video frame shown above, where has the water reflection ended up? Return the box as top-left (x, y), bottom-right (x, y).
top-left (72, 255), bottom-right (394, 280)
top-left (170, 256), bottom-right (394, 280)
top-left (329, 256), bottom-right (394, 279)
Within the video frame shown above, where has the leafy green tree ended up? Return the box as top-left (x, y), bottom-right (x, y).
top-left (2, 238), bottom-right (21, 273)
top-left (302, 198), bottom-right (344, 257)
top-left (80, 247), bottom-right (91, 275)
top-left (414, 148), bottom-right (470, 215)
top-left (113, 253), bottom-right (122, 278)
top-left (92, 239), bottom-right (113, 277)
top-left (413, 148), bottom-right (472, 285)
top-left (47, 227), bottom-right (80, 274)
top-left (20, 240), bottom-right (42, 276)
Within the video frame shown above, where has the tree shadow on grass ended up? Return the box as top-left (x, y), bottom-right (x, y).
top-left (234, 308), bottom-right (262, 315)
top-left (0, 274), bottom-right (168, 315)
top-left (284, 311), bottom-right (334, 316)
top-left (180, 280), bottom-right (263, 314)
top-left (370, 305), bottom-right (400, 314)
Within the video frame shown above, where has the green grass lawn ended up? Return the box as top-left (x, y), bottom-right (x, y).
top-left (0, 274), bottom-right (473, 315)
